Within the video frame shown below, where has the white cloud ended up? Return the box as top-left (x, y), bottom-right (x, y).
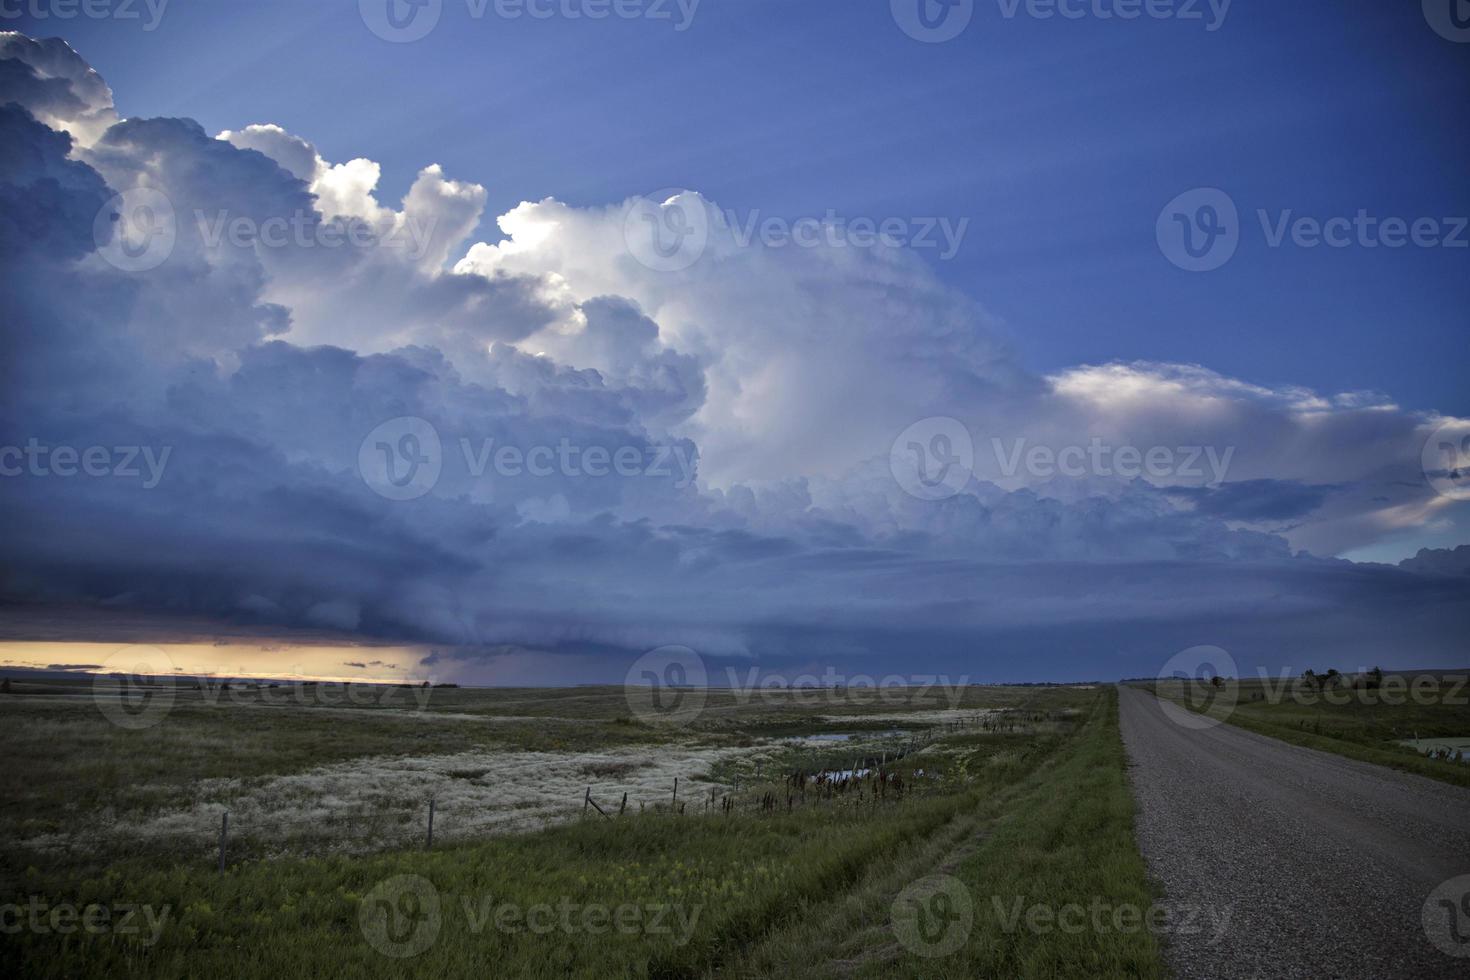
top-left (0, 34), bottom-right (1465, 680)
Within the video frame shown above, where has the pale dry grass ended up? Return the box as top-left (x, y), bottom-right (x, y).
top-left (19, 743), bottom-right (765, 856)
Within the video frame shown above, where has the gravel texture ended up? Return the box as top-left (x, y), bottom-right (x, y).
top-left (1118, 684), bottom-right (1470, 979)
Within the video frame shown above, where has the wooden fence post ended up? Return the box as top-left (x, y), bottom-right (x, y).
top-left (619, 792), bottom-right (628, 816)
top-left (218, 811), bottom-right (228, 873)
top-left (584, 786), bottom-right (591, 814)
top-left (426, 798), bottom-right (435, 849)
top-left (672, 777), bottom-right (678, 811)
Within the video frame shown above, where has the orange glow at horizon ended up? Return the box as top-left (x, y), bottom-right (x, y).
top-left (0, 641), bottom-right (436, 685)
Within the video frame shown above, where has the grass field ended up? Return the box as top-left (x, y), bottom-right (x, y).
top-left (1143, 670), bottom-right (1470, 789)
top-left (0, 677), bottom-right (1165, 978)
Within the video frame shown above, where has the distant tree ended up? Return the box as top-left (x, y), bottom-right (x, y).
top-left (1, 678), bottom-right (10, 694)
top-left (1210, 676), bottom-right (1224, 689)
top-left (1302, 669), bottom-right (1319, 690)
top-left (1367, 666), bottom-right (1384, 689)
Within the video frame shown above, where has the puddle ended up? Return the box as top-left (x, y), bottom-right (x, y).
top-left (1396, 737), bottom-right (1470, 764)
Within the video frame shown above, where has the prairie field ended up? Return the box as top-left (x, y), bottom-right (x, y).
top-left (0, 678), bottom-right (1162, 979)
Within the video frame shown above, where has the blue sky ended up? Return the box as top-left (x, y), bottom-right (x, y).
top-left (0, 3), bottom-right (1466, 683)
top-left (21, 0), bottom-right (1468, 414)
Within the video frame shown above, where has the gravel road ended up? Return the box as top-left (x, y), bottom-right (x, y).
top-left (1118, 684), bottom-right (1470, 979)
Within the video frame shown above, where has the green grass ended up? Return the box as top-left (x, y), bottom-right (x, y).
top-left (717, 687), bottom-right (1162, 979)
top-left (1, 684), bottom-right (1164, 979)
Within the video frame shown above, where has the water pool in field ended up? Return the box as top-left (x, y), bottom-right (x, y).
top-left (1395, 736), bottom-right (1470, 763)
top-left (797, 730), bottom-right (905, 743)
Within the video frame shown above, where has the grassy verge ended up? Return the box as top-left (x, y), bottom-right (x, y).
top-left (913, 686), bottom-right (1163, 979)
top-left (711, 688), bottom-right (1164, 979)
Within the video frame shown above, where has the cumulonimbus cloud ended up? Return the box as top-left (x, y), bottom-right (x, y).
top-left (0, 31), bottom-right (1465, 682)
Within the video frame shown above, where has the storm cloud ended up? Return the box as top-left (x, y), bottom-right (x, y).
top-left (1, 32), bottom-right (1465, 683)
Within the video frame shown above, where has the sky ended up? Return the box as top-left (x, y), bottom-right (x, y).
top-left (0, 1), bottom-right (1466, 685)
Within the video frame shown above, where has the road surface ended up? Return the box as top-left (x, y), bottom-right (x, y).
top-left (1118, 685), bottom-right (1470, 979)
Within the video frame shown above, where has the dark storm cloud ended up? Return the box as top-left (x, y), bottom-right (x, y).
top-left (1166, 479), bottom-right (1339, 522)
top-left (0, 33), bottom-right (1466, 684)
